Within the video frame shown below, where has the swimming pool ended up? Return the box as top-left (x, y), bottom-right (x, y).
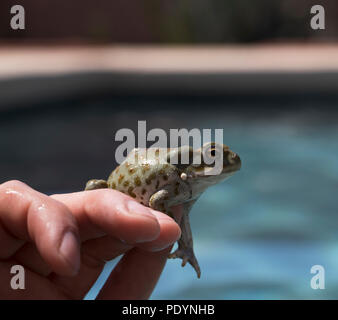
top-left (1, 82), bottom-right (337, 299)
top-left (78, 103), bottom-right (337, 299)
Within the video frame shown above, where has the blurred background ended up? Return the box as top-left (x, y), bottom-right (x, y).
top-left (0, 0), bottom-right (338, 43)
top-left (0, 0), bottom-right (338, 299)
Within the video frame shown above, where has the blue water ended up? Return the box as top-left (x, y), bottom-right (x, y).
top-left (81, 109), bottom-right (338, 299)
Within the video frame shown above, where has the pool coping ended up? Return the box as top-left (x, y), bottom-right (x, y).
top-left (1, 44), bottom-right (338, 110)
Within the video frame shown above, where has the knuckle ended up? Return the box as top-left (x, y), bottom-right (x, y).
top-left (88, 188), bottom-right (124, 204)
top-left (0, 180), bottom-right (30, 203)
top-left (0, 179), bottom-right (27, 191)
top-left (39, 198), bottom-right (74, 220)
top-left (28, 198), bottom-right (78, 237)
top-left (84, 188), bottom-right (127, 219)
top-left (54, 201), bottom-right (76, 222)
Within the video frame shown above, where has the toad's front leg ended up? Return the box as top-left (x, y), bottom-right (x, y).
top-left (149, 187), bottom-right (201, 278)
top-left (168, 200), bottom-right (201, 278)
top-left (149, 188), bottom-right (173, 217)
top-left (85, 179), bottom-right (108, 190)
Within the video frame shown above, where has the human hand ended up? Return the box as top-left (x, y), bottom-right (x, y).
top-left (0, 180), bottom-right (181, 299)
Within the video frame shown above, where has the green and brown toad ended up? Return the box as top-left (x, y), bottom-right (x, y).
top-left (85, 142), bottom-right (241, 278)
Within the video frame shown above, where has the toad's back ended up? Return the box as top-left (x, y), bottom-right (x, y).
top-left (107, 148), bottom-right (179, 206)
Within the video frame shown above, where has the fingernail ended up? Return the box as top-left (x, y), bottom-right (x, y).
top-left (150, 244), bottom-right (172, 252)
top-left (127, 201), bottom-right (156, 220)
top-left (150, 209), bottom-right (176, 222)
top-left (59, 231), bottom-right (81, 275)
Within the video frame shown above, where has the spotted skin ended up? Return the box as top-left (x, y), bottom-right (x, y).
top-left (85, 143), bottom-right (241, 278)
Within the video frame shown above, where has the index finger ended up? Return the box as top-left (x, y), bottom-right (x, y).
top-left (96, 205), bottom-right (183, 300)
top-left (51, 189), bottom-right (180, 246)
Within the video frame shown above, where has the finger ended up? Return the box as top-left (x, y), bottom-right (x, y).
top-left (96, 246), bottom-right (172, 300)
top-left (51, 212), bottom-right (181, 300)
top-left (49, 236), bottom-right (133, 299)
top-left (96, 205), bottom-right (183, 300)
top-left (13, 235), bottom-right (130, 282)
top-left (136, 210), bottom-right (181, 252)
top-left (77, 210), bottom-right (180, 257)
top-left (52, 189), bottom-right (164, 244)
top-left (50, 222), bottom-right (179, 300)
top-left (13, 243), bottom-right (52, 276)
top-left (0, 220), bottom-right (25, 259)
top-left (0, 180), bottom-right (81, 276)
top-left (48, 191), bottom-right (181, 299)
top-left (82, 236), bottom-right (133, 265)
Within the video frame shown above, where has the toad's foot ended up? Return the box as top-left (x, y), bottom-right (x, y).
top-left (85, 179), bottom-right (108, 190)
top-left (168, 247), bottom-right (201, 278)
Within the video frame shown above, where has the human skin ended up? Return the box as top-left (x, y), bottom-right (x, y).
top-left (0, 180), bottom-right (181, 299)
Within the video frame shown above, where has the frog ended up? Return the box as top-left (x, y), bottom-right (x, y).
top-left (85, 142), bottom-right (241, 278)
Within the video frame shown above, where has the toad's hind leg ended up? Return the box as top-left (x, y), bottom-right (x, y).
top-left (168, 200), bottom-right (201, 278)
top-left (85, 179), bottom-right (108, 190)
